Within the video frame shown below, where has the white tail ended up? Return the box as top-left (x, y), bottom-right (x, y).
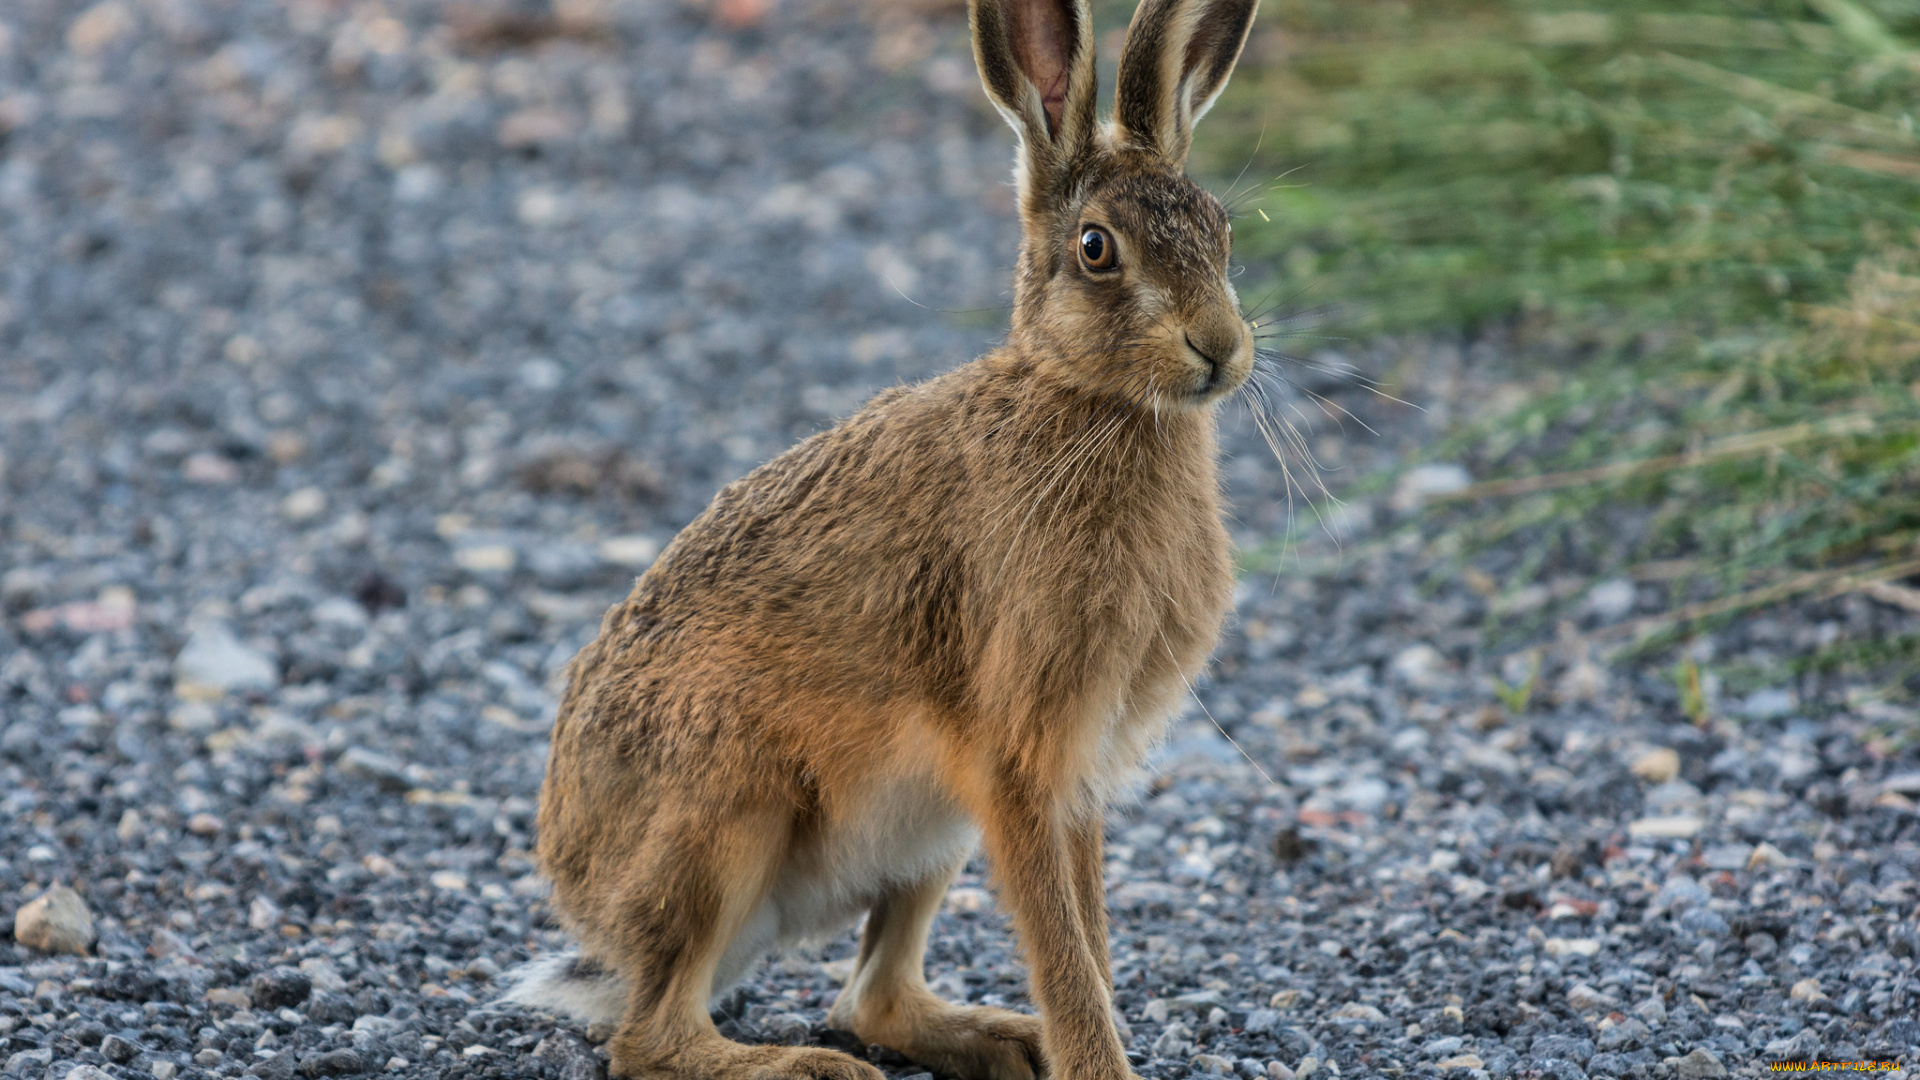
top-left (498, 954), bottom-right (629, 1026)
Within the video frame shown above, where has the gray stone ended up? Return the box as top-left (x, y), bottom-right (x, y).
top-left (3, 1050), bottom-right (52, 1077)
top-left (174, 624), bottom-right (278, 693)
top-left (1529, 1035), bottom-right (1595, 1066)
top-left (299, 1049), bottom-right (367, 1077)
top-left (532, 1032), bottom-right (605, 1080)
top-left (335, 747), bottom-right (409, 792)
top-left (250, 968), bottom-right (312, 1009)
top-left (1667, 1049), bottom-right (1728, 1079)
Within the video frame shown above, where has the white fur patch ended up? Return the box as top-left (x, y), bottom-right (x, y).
top-left (498, 955), bottom-right (628, 1026)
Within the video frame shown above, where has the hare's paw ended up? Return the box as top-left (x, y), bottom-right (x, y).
top-left (877, 1003), bottom-right (1046, 1080)
top-left (745, 1047), bottom-right (887, 1080)
top-left (609, 1040), bottom-right (883, 1080)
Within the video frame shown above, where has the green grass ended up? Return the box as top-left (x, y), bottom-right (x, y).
top-left (1200, 0), bottom-right (1920, 715)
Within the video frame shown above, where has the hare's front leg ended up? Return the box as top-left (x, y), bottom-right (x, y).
top-left (1067, 813), bottom-right (1113, 993)
top-left (979, 782), bottom-right (1134, 1080)
top-left (597, 809), bottom-right (884, 1080)
top-left (826, 865), bottom-right (1047, 1080)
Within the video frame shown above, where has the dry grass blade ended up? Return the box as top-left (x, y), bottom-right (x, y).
top-left (1435, 412), bottom-right (1879, 501)
top-left (1649, 52), bottom-right (1915, 148)
top-left (1598, 557), bottom-right (1920, 652)
top-left (1861, 580), bottom-right (1920, 614)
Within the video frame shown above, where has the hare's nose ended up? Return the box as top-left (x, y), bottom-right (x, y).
top-left (1184, 321), bottom-right (1244, 373)
top-left (1184, 332), bottom-right (1224, 380)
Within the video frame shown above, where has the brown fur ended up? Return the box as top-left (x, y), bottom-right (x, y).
top-left (526, 1), bottom-right (1260, 1078)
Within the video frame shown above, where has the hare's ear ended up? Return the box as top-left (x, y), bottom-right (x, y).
top-left (970, 0), bottom-right (1097, 203)
top-left (1113, 0), bottom-right (1257, 166)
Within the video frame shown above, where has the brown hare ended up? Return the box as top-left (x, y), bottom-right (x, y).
top-left (507, 0), bottom-right (1260, 1077)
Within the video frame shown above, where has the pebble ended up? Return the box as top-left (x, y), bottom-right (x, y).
top-left (1628, 814), bottom-right (1703, 838)
top-left (12, 885), bottom-right (95, 955)
top-left (1629, 747), bottom-right (1680, 783)
top-left (1667, 1048), bottom-right (1728, 1079)
top-left (174, 624), bottom-right (279, 694)
top-left (250, 968), bottom-right (312, 1009)
top-left (1391, 463), bottom-right (1471, 509)
top-left (300, 1049), bottom-right (368, 1077)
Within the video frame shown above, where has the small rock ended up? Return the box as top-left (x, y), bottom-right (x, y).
top-left (281, 488), bottom-right (328, 523)
top-left (300, 1049), bottom-right (368, 1077)
top-left (1678, 908), bottom-right (1730, 936)
top-left (1434, 1055), bottom-right (1483, 1071)
top-left (249, 1054), bottom-right (295, 1080)
top-left (1629, 814), bottom-right (1702, 839)
top-left (1586, 578), bottom-right (1636, 621)
top-left (98, 1037), bottom-right (137, 1064)
top-left (1330, 1002), bottom-right (1387, 1023)
top-left (1151, 1023), bottom-right (1194, 1058)
top-left (1790, 978), bottom-right (1828, 1002)
top-left (187, 813), bottom-right (223, 835)
top-left (336, 747), bottom-right (410, 791)
top-left (295, 959), bottom-right (343, 994)
top-left (175, 624), bottom-right (278, 693)
top-left (452, 544), bottom-right (517, 573)
top-left (1630, 747), bottom-right (1680, 784)
top-left (1243, 1009), bottom-right (1280, 1035)
top-left (251, 968), bottom-right (312, 1009)
top-left (596, 535), bottom-right (661, 568)
top-left (4, 1050), bottom-right (52, 1076)
top-left (205, 987), bottom-right (251, 1009)
top-left (65, 1068), bottom-right (114, 1080)
top-left (1388, 644), bottom-right (1448, 689)
top-left (195, 1048), bottom-right (224, 1066)
top-left (1266, 1063), bottom-right (1294, 1080)
top-left (529, 1022), bottom-right (602, 1076)
top-left (1166, 990), bottom-right (1222, 1014)
top-left (1748, 842), bottom-right (1792, 870)
top-left (249, 896), bottom-right (283, 931)
top-left (1392, 463), bottom-right (1471, 510)
top-left (1566, 984), bottom-right (1617, 1013)
top-left (1543, 937), bottom-right (1600, 957)
top-left (152, 1063), bottom-right (178, 1080)
top-left (1192, 1055), bottom-right (1234, 1076)
top-left (183, 451), bottom-right (240, 484)
top-left (1530, 1034), bottom-right (1595, 1065)
top-left (13, 884), bottom-right (95, 954)
top-left (1666, 1048), bottom-right (1728, 1079)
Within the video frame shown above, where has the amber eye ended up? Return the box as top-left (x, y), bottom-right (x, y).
top-left (1079, 227), bottom-right (1118, 271)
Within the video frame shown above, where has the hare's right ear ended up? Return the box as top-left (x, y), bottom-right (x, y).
top-left (970, 0), bottom-right (1097, 207)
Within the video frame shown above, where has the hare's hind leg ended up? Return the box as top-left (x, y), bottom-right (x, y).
top-left (599, 808), bottom-right (883, 1080)
top-left (826, 865), bottom-right (1047, 1080)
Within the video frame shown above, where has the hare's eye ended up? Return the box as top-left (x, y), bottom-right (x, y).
top-left (1079, 227), bottom-right (1118, 272)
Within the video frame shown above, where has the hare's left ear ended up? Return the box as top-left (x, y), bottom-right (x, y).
top-left (1112, 0), bottom-right (1258, 167)
top-left (970, 0), bottom-right (1098, 207)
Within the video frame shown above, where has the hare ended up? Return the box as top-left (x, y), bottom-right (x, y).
top-left (507, 0), bottom-right (1261, 1078)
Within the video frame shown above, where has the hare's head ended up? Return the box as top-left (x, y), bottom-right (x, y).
top-left (973, 0), bottom-right (1258, 411)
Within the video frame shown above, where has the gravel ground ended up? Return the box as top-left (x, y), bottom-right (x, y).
top-left (1, 2), bottom-right (1917, 1080)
